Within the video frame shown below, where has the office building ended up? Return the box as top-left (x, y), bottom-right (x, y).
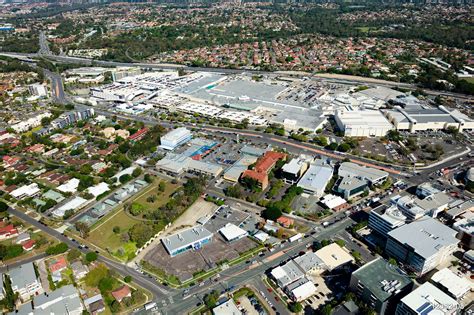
top-left (390, 192), bottom-right (453, 221)
top-left (161, 227), bottom-right (213, 257)
top-left (350, 257), bottom-right (413, 315)
top-left (241, 151), bottom-right (287, 190)
top-left (159, 127), bottom-right (192, 150)
top-left (395, 282), bottom-right (459, 315)
top-left (338, 162), bottom-right (388, 186)
top-left (297, 162), bottom-right (334, 197)
top-left (156, 153), bottom-right (223, 178)
top-left (334, 176), bottom-right (368, 199)
top-left (385, 217), bottom-right (459, 275)
top-left (9, 263), bottom-right (42, 300)
top-left (28, 84), bottom-right (48, 97)
top-left (212, 299), bottom-right (240, 315)
top-left (281, 155), bottom-right (311, 184)
top-left (369, 205), bottom-right (406, 238)
top-left (285, 277), bottom-right (318, 302)
top-left (314, 243), bottom-right (354, 271)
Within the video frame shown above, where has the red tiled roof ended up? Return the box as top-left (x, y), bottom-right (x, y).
top-left (128, 128), bottom-right (149, 141)
top-left (49, 256), bottom-right (67, 273)
top-left (111, 285), bottom-right (131, 302)
top-left (277, 217), bottom-right (294, 226)
top-left (0, 224), bottom-right (17, 236)
top-left (22, 239), bottom-right (36, 250)
top-left (254, 151), bottom-right (287, 174)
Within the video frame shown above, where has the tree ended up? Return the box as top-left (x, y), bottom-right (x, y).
top-left (119, 174), bottom-right (132, 184)
top-left (75, 222), bottom-right (90, 238)
top-left (113, 226), bottom-right (121, 234)
top-left (335, 239), bottom-right (345, 247)
top-left (262, 204), bottom-right (282, 221)
top-left (98, 277), bottom-right (114, 293)
top-left (85, 252), bottom-right (98, 263)
top-left (67, 249), bottom-right (82, 261)
top-left (288, 302), bottom-right (303, 313)
top-left (46, 242), bottom-right (68, 255)
top-left (132, 167), bottom-right (142, 178)
top-left (0, 201), bottom-right (8, 212)
top-left (128, 224), bottom-right (154, 247)
top-left (144, 173), bottom-right (154, 183)
top-left (158, 181), bottom-right (166, 192)
top-left (319, 304), bottom-right (332, 315)
top-left (124, 275), bottom-right (132, 283)
top-left (203, 290), bottom-right (219, 308)
top-left (84, 264), bottom-right (109, 287)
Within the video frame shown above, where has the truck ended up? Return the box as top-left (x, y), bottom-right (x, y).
top-left (322, 221), bottom-right (329, 228)
top-left (144, 302), bottom-right (157, 311)
top-left (289, 233), bottom-right (303, 243)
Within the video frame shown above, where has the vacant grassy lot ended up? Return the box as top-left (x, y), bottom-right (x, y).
top-left (87, 179), bottom-right (179, 261)
top-left (132, 180), bottom-right (179, 216)
top-left (88, 209), bottom-right (141, 261)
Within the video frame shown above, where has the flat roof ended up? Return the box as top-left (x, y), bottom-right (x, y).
top-left (297, 163), bottom-right (333, 193)
top-left (294, 251), bottom-right (323, 273)
top-left (218, 223), bottom-right (247, 241)
top-left (372, 204), bottom-right (407, 226)
top-left (431, 268), bottom-right (472, 299)
top-left (271, 260), bottom-right (305, 287)
top-left (314, 243), bottom-right (354, 271)
top-left (161, 127), bottom-right (191, 142)
top-left (400, 282), bottom-right (458, 314)
top-left (212, 299), bottom-right (240, 315)
top-left (352, 257), bottom-right (412, 302)
top-left (162, 226), bottom-right (213, 254)
top-left (387, 217), bottom-right (459, 259)
top-left (339, 162), bottom-right (388, 183)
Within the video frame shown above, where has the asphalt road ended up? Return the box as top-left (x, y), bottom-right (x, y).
top-left (134, 217), bottom-right (354, 314)
top-left (6, 206), bottom-right (170, 301)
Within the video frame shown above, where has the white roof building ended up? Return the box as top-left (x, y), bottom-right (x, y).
top-left (396, 282), bottom-right (459, 315)
top-left (314, 243), bottom-right (355, 271)
top-left (297, 163), bottom-right (333, 197)
top-left (86, 182), bottom-right (110, 198)
top-left (57, 178), bottom-right (80, 193)
top-left (335, 109), bottom-right (393, 137)
top-left (53, 197), bottom-right (88, 217)
top-left (212, 299), bottom-right (240, 315)
top-left (218, 223), bottom-right (248, 242)
top-left (159, 127), bottom-right (192, 150)
top-left (320, 194), bottom-right (347, 210)
top-left (431, 268), bottom-right (473, 300)
top-left (286, 277), bottom-right (318, 302)
top-left (10, 183), bottom-right (40, 199)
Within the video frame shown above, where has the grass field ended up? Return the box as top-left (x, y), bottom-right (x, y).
top-left (87, 179), bottom-right (179, 261)
top-left (88, 209), bottom-right (141, 261)
top-left (132, 180), bottom-right (179, 216)
top-left (462, 77), bottom-right (474, 84)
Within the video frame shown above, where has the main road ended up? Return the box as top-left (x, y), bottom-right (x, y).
top-left (1, 51), bottom-right (472, 101)
top-left (6, 206), bottom-right (170, 301)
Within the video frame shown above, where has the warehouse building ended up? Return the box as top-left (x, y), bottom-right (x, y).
top-left (335, 109), bottom-right (393, 137)
top-left (384, 105), bottom-right (474, 133)
top-left (218, 223), bottom-right (248, 242)
top-left (159, 127), bottom-right (192, 150)
top-left (350, 257), bottom-right (413, 315)
top-left (385, 217), bottom-right (459, 276)
top-left (162, 227), bottom-right (213, 257)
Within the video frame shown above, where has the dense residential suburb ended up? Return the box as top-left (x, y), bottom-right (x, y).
top-left (0, 0), bottom-right (472, 315)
